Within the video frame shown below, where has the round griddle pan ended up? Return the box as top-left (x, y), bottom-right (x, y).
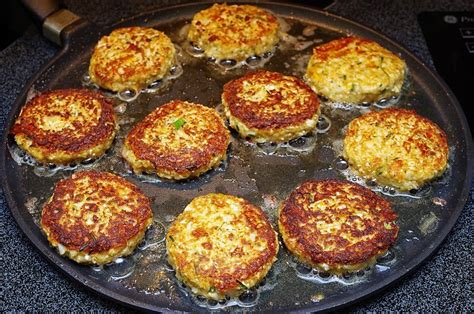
top-left (1, 1), bottom-right (473, 312)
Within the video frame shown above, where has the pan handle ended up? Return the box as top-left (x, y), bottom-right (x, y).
top-left (20, 0), bottom-right (82, 46)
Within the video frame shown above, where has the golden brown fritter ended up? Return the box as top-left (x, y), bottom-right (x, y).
top-left (89, 27), bottom-right (176, 92)
top-left (279, 180), bottom-right (398, 274)
top-left (343, 108), bottom-right (448, 190)
top-left (306, 36), bottom-right (407, 104)
top-left (166, 193), bottom-right (278, 300)
top-left (187, 3), bottom-right (279, 62)
top-left (222, 70), bottom-right (320, 142)
top-left (41, 171), bottom-right (153, 265)
top-left (122, 100), bottom-right (230, 180)
top-left (11, 89), bottom-right (118, 165)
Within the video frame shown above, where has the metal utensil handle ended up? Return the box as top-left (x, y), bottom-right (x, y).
top-left (20, 0), bottom-right (81, 45)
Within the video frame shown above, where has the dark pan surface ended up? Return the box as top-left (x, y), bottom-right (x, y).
top-left (1, 2), bottom-right (472, 312)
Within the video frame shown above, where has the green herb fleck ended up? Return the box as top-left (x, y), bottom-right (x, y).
top-left (384, 222), bottom-right (392, 230)
top-left (172, 118), bottom-right (186, 130)
top-left (236, 280), bottom-right (248, 290)
top-left (350, 84), bottom-right (356, 92)
top-left (79, 233), bottom-right (97, 252)
top-left (217, 222), bottom-right (225, 231)
top-left (209, 286), bottom-right (216, 293)
top-left (385, 132), bottom-right (393, 139)
top-left (169, 235), bottom-right (175, 242)
top-left (343, 74), bottom-right (347, 80)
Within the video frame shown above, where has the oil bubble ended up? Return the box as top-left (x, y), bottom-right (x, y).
top-left (316, 115), bottom-right (331, 133)
top-left (145, 80), bottom-right (163, 93)
top-left (255, 142), bottom-right (279, 155)
top-left (335, 157), bottom-right (349, 170)
top-left (245, 55), bottom-right (262, 67)
top-left (238, 289), bottom-right (258, 305)
top-left (287, 133), bottom-right (317, 153)
top-left (374, 95), bottom-right (400, 108)
top-left (81, 73), bottom-right (91, 85)
top-left (218, 59), bottom-right (238, 70)
top-left (118, 89), bottom-right (139, 102)
top-left (168, 63), bottom-right (183, 79)
top-left (108, 257), bottom-right (136, 280)
top-left (138, 220), bottom-right (166, 250)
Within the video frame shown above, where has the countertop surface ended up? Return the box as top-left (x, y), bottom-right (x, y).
top-left (1, 0), bottom-right (473, 312)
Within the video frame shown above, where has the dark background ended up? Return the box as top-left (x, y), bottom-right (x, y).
top-left (0, 0), bottom-right (32, 50)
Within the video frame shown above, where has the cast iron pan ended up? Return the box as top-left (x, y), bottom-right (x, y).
top-left (1, 1), bottom-right (473, 312)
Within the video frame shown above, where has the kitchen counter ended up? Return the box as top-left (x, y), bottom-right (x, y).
top-left (1, 0), bottom-right (472, 312)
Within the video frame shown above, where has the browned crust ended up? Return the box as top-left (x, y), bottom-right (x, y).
top-left (279, 180), bottom-right (398, 267)
top-left (311, 36), bottom-right (374, 62)
top-left (89, 27), bottom-right (175, 91)
top-left (125, 100), bottom-right (230, 175)
top-left (41, 171), bottom-right (152, 253)
top-left (222, 71), bottom-right (320, 130)
top-left (216, 201), bottom-right (277, 292)
top-left (192, 7), bottom-right (277, 47)
top-left (11, 89), bottom-right (116, 154)
top-left (188, 4), bottom-right (279, 57)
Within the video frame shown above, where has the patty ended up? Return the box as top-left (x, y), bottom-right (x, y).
top-left (187, 3), bottom-right (280, 62)
top-left (89, 26), bottom-right (176, 92)
top-left (305, 36), bottom-right (407, 104)
top-left (166, 193), bottom-right (278, 300)
top-left (279, 180), bottom-right (398, 274)
top-left (343, 108), bottom-right (448, 191)
top-left (11, 89), bottom-right (118, 165)
top-left (222, 70), bottom-right (320, 143)
top-left (122, 100), bottom-right (230, 180)
top-left (41, 171), bottom-right (153, 265)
